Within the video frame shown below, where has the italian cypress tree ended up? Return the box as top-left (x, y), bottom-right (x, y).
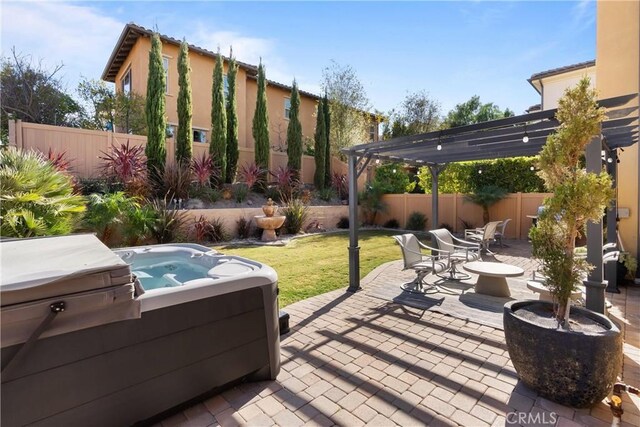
top-left (323, 92), bottom-right (331, 187)
top-left (225, 49), bottom-right (239, 183)
top-left (253, 60), bottom-right (270, 175)
top-left (210, 49), bottom-right (227, 183)
top-left (286, 80), bottom-right (302, 178)
top-left (176, 40), bottom-right (193, 166)
top-left (145, 32), bottom-right (167, 184)
top-left (313, 98), bottom-right (326, 189)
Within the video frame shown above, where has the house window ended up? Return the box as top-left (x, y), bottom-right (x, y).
top-left (223, 74), bottom-right (229, 98)
top-left (193, 129), bottom-right (207, 143)
top-left (166, 124), bottom-right (176, 138)
top-left (121, 69), bottom-right (131, 94)
top-left (163, 57), bottom-right (169, 94)
top-left (369, 124), bottom-right (377, 142)
top-left (284, 98), bottom-right (291, 120)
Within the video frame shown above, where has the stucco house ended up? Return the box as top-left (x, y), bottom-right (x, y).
top-left (101, 23), bottom-right (379, 163)
top-left (525, 1), bottom-right (638, 259)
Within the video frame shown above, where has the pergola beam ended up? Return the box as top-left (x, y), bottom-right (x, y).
top-left (340, 94), bottom-right (638, 301)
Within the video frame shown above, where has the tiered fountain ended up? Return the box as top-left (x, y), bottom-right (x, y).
top-left (254, 199), bottom-right (286, 242)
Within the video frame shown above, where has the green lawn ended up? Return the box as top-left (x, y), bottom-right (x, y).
top-left (212, 230), bottom-right (402, 307)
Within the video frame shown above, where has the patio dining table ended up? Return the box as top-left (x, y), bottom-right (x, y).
top-left (463, 261), bottom-right (524, 297)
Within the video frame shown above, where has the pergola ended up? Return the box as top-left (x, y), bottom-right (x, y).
top-left (341, 93), bottom-right (639, 314)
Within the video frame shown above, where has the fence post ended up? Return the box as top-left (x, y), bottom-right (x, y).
top-left (15, 120), bottom-right (23, 149)
top-left (516, 192), bottom-right (522, 239)
top-left (403, 194), bottom-right (408, 227)
top-left (452, 193), bottom-right (458, 232)
top-left (8, 119), bottom-right (16, 147)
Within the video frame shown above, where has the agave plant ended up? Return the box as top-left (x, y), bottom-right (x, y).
top-left (0, 148), bottom-right (86, 238)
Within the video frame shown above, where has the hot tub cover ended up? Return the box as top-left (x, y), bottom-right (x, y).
top-left (1, 234), bottom-right (140, 347)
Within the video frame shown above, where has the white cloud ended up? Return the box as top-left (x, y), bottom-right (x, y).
top-left (189, 23), bottom-right (321, 96)
top-left (1, 1), bottom-right (124, 90)
top-left (571, 0), bottom-right (596, 33)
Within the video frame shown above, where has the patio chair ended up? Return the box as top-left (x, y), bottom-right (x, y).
top-left (465, 220), bottom-right (502, 254)
top-left (393, 234), bottom-right (449, 294)
top-left (428, 229), bottom-right (481, 281)
top-left (494, 218), bottom-right (512, 247)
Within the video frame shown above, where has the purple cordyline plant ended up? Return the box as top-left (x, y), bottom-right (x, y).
top-left (237, 162), bottom-right (265, 190)
top-left (99, 140), bottom-right (147, 184)
top-left (331, 172), bottom-right (348, 200)
top-left (191, 153), bottom-right (216, 188)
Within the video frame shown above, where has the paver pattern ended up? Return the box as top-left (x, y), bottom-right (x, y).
top-left (160, 239), bottom-right (640, 427)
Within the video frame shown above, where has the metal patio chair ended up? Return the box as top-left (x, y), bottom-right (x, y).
top-left (465, 220), bottom-right (502, 254)
top-left (494, 218), bottom-right (512, 247)
top-left (393, 234), bottom-right (449, 294)
top-left (428, 229), bottom-right (481, 281)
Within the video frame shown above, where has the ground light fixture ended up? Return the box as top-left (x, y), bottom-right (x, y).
top-left (437, 131), bottom-right (442, 150)
top-left (522, 123), bottom-right (529, 143)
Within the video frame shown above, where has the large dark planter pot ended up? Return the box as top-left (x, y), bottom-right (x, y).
top-left (503, 300), bottom-right (622, 408)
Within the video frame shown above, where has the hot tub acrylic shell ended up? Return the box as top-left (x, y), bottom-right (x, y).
top-left (1, 238), bottom-right (281, 427)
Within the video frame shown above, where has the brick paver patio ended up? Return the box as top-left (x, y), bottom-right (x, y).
top-left (160, 239), bottom-right (640, 427)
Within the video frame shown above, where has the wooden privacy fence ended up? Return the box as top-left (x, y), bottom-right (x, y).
top-left (7, 120), bottom-right (353, 185)
top-left (378, 192), bottom-right (551, 240)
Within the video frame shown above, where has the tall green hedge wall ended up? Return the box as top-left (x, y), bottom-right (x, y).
top-left (416, 157), bottom-right (545, 194)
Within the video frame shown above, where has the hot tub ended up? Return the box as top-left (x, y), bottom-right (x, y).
top-left (1, 236), bottom-right (280, 427)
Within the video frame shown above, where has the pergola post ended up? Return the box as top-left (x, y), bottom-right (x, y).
top-left (428, 164), bottom-right (445, 233)
top-left (347, 153), bottom-right (360, 292)
top-left (584, 134), bottom-right (606, 314)
top-left (605, 149), bottom-right (619, 293)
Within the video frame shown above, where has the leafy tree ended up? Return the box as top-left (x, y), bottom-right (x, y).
top-left (464, 185), bottom-right (508, 224)
top-left (385, 91), bottom-right (441, 138)
top-left (373, 162), bottom-right (415, 194)
top-left (530, 78), bottom-right (614, 323)
top-left (145, 33), bottom-right (167, 183)
top-left (210, 49), bottom-right (227, 183)
top-left (226, 50), bottom-right (239, 183)
top-left (286, 80), bottom-right (303, 178)
top-left (76, 78), bottom-right (114, 130)
top-left (1, 49), bottom-right (82, 143)
top-left (323, 92), bottom-right (331, 187)
top-left (176, 40), bottom-right (193, 166)
top-left (417, 157), bottom-right (544, 194)
top-left (253, 60), bottom-right (270, 176)
top-left (77, 78), bottom-right (147, 134)
top-left (321, 61), bottom-right (370, 154)
top-left (0, 147), bottom-right (86, 238)
top-left (443, 95), bottom-right (514, 128)
top-left (313, 98), bottom-right (327, 189)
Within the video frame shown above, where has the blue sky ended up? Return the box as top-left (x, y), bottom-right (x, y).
top-left (2, 1), bottom-right (596, 116)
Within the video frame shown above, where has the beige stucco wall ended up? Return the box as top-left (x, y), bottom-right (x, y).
top-left (597, 0), bottom-right (640, 259)
top-left (540, 68), bottom-right (597, 110)
top-left (116, 37), bottom-right (322, 155)
top-left (378, 193), bottom-right (550, 240)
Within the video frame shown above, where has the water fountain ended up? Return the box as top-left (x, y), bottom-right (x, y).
top-left (255, 199), bottom-right (285, 242)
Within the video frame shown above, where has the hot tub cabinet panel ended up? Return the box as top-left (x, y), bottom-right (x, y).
top-left (1, 236), bottom-right (280, 427)
top-left (2, 284), bottom-right (280, 427)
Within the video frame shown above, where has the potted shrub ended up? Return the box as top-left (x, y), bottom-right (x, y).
top-left (503, 78), bottom-right (622, 408)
